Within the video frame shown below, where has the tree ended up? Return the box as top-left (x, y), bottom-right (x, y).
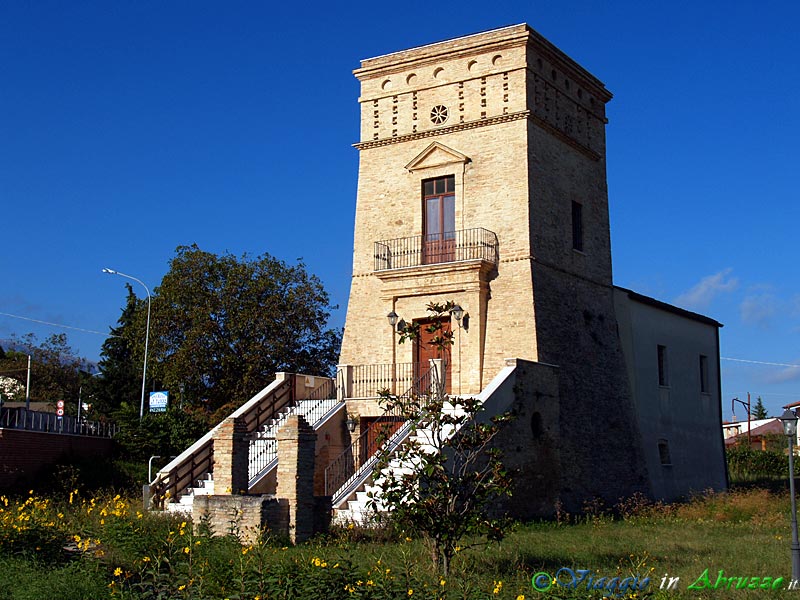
top-left (752, 396), bottom-right (768, 420)
top-left (130, 245), bottom-right (340, 417)
top-left (85, 284), bottom-right (141, 415)
top-left (369, 302), bottom-right (513, 576)
top-left (0, 333), bottom-right (87, 406)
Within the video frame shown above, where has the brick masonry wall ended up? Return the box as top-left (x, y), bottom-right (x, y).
top-left (486, 359), bottom-right (562, 519)
top-left (213, 417), bottom-right (249, 494)
top-left (192, 495), bottom-right (285, 544)
top-left (276, 415), bottom-right (317, 543)
top-left (341, 24), bottom-right (651, 511)
top-left (530, 265), bottom-right (651, 510)
top-left (0, 429), bottom-right (113, 490)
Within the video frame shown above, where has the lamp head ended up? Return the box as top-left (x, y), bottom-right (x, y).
top-left (387, 310), bottom-right (399, 327)
top-left (451, 304), bottom-right (464, 323)
top-left (781, 408), bottom-right (798, 437)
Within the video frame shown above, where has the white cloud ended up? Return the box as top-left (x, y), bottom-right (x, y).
top-left (792, 294), bottom-right (800, 317)
top-left (740, 293), bottom-right (780, 328)
top-left (764, 364), bottom-right (800, 384)
top-left (674, 268), bottom-right (738, 310)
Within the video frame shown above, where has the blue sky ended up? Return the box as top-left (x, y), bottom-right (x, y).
top-left (1, 1), bottom-right (798, 418)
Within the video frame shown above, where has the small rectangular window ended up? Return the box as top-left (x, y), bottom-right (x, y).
top-left (658, 439), bottom-right (672, 466)
top-left (699, 355), bottom-right (709, 393)
top-left (571, 201), bottom-right (583, 252)
top-left (657, 345), bottom-right (669, 387)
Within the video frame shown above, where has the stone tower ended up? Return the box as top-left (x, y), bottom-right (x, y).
top-left (340, 24), bottom-right (650, 507)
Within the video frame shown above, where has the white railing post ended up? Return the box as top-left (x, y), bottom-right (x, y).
top-left (429, 358), bottom-right (444, 398)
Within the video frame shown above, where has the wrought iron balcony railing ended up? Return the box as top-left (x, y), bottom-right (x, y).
top-left (374, 227), bottom-right (498, 271)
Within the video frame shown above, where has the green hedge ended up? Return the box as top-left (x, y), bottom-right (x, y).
top-left (726, 445), bottom-right (799, 483)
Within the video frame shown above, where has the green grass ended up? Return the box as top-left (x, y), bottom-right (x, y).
top-left (0, 487), bottom-right (798, 599)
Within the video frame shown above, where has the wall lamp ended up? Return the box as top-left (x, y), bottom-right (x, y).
top-left (450, 304), bottom-right (469, 331)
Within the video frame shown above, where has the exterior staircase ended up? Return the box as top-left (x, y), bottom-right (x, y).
top-left (325, 362), bottom-right (441, 524)
top-left (149, 372), bottom-right (341, 513)
top-left (328, 362), bottom-right (517, 524)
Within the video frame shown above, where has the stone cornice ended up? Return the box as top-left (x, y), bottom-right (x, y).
top-left (354, 111), bottom-right (530, 151)
top-left (355, 24), bottom-right (529, 80)
top-left (355, 110), bottom-right (600, 161)
top-left (375, 259), bottom-right (495, 300)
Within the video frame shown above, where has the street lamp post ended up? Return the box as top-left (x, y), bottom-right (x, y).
top-left (780, 408), bottom-right (800, 581)
top-left (103, 268), bottom-right (151, 420)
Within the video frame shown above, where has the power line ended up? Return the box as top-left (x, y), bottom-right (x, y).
top-left (0, 312), bottom-right (119, 338)
top-left (721, 357), bottom-right (800, 369)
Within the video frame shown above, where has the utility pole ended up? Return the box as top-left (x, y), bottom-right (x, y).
top-left (24, 354), bottom-right (31, 412)
top-left (732, 396), bottom-right (752, 448)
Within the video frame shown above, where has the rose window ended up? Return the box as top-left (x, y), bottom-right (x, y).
top-left (430, 105), bottom-right (449, 125)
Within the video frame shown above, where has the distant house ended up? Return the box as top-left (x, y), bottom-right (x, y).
top-left (723, 418), bottom-right (784, 451)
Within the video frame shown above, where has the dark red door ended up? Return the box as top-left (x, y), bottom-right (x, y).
top-left (413, 317), bottom-right (452, 394)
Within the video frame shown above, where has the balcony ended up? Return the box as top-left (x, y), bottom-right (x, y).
top-left (374, 227), bottom-right (498, 272)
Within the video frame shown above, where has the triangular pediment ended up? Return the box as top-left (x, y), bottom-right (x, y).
top-left (405, 142), bottom-right (470, 172)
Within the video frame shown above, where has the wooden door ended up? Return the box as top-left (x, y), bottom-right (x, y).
top-left (360, 416), bottom-right (404, 465)
top-left (423, 176), bottom-right (456, 264)
top-left (413, 317), bottom-right (452, 394)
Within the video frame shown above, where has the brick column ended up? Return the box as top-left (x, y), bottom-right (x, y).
top-left (276, 415), bottom-right (317, 543)
top-left (213, 417), bottom-right (249, 495)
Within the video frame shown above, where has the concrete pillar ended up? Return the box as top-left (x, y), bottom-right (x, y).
top-left (276, 414), bottom-right (317, 543)
top-left (213, 417), bottom-right (249, 495)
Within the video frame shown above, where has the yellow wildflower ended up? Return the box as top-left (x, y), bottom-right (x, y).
top-left (516, 596), bottom-right (525, 600)
top-left (407, 589), bottom-right (413, 596)
top-left (493, 581), bottom-right (503, 594)
top-left (440, 579), bottom-right (446, 586)
top-left (113, 567), bottom-right (122, 577)
top-left (183, 546), bottom-right (191, 554)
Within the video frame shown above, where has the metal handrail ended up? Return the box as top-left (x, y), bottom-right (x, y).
top-left (324, 366), bottom-right (437, 498)
top-left (374, 227), bottom-right (499, 271)
top-left (0, 408), bottom-right (116, 438)
top-left (150, 377), bottom-right (295, 508)
top-left (247, 379), bottom-right (339, 482)
top-left (149, 374), bottom-right (337, 509)
top-left (345, 362), bottom-right (421, 398)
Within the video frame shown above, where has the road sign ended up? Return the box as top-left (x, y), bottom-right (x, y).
top-left (149, 391), bottom-right (168, 413)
